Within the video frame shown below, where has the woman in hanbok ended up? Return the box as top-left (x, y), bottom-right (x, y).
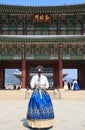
top-left (73, 79), bottom-right (80, 91)
top-left (63, 80), bottom-right (68, 90)
top-left (26, 65), bottom-right (54, 129)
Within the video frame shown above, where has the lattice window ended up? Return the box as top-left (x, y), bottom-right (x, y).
top-left (70, 44), bottom-right (78, 54)
top-left (27, 31), bottom-right (33, 35)
top-left (2, 31), bottom-right (9, 34)
top-left (48, 44), bottom-right (54, 54)
top-left (60, 15), bottom-right (66, 24)
top-left (13, 44), bottom-right (17, 54)
top-left (67, 15), bottom-right (76, 24)
top-left (60, 22), bottom-right (66, 30)
top-left (2, 23), bottom-right (8, 30)
top-left (17, 23), bottom-right (24, 30)
top-left (40, 45), bottom-right (45, 54)
top-left (27, 23), bottom-right (34, 30)
top-left (35, 44), bottom-right (40, 54)
top-left (54, 44), bottom-right (59, 53)
top-left (42, 31), bottom-right (49, 35)
top-left (26, 15), bottom-right (32, 24)
top-left (1, 44), bottom-right (8, 54)
top-left (60, 31), bottom-right (66, 35)
top-left (83, 45), bottom-right (85, 53)
top-left (66, 22), bottom-right (75, 31)
top-left (76, 22), bottom-right (82, 30)
top-left (77, 44), bottom-right (84, 54)
top-left (75, 31), bottom-right (82, 35)
top-left (12, 44), bottom-right (21, 54)
top-left (50, 31), bottom-right (56, 35)
top-left (10, 31), bottom-right (16, 35)
top-left (8, 15), bottom-right (17, 24)
top-left (51, 15), bottom-right (58, 24)
top-left (25, 44), bottom-right (31, 53)
top-left (62, 44), bottom-right (69, 54)
top-left (0, 15), bottom-right (8, 24)
top-left (17, 31), bottom-right (23, 35)
top-left (49, 23), bottom-right (57, 30)
top-left (67, 31), bottom-right (74, 35)
top-left (17, 44), bottom-right (22, 54)
top-left (17, 15), bottom-right (24, 24)
top-left (35, 31), bottom-right (41, 35)
top-left (30, 44), bottom-right (35, 54)
top-left (44, 44), bottom-right (49, 54)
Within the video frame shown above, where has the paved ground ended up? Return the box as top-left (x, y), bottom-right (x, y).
top-left (0, 99), bottom-right (85, 130)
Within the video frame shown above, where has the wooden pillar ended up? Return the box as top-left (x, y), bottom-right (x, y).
top-left (57, 14), bottom-right (61, 35)
top-left (78, 66), bottom-right (85, 89)
top-left (26, 63), bottom-right (30, 89)
top-left (58, 43), bottom-right (63, 89)
top-left (21, 60), bottom-right (26, 89)
top-left (53, 62), bottom-right (58, 89)
top-left (58, 60), bottom-right (63, 89)
top-left (0, 67), bottom-right (5, 89)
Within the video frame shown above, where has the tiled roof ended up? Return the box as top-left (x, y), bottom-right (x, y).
top-left (0, 4), bottom-right (85, 14)
top-left (0, 35), bottom-right (85, 44)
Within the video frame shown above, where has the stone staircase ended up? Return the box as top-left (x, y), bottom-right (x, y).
top-left (0, 89), bottom-right (26, 101)
top-left (53, 89), bottom-right (85, 100)
top-left (0, 89), bottom-right (85, 101)
top-left (25, 89), bottom-right (85, 101)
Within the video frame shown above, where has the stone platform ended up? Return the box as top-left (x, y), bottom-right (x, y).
top-left (0, 89), bottom-right (85, 101)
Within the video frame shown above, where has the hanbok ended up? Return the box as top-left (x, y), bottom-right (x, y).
top-left (26, 74), bottom-right (54, 129)
top-left (73, 80), bottom-right (80, 91)
top-left (63, 81), bottom-right (68, 90)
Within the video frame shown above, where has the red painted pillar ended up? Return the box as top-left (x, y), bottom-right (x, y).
top-left (58, 60), bottom-right (63, 89)
top-left (0, 67), bottom-right (5, 89)
top-left (78, 65), bottom-right (85, 89)
top-left (26, 63), bottom-right (30, 89)
top-left (53, 62), bottom-right (58, 89)
top-left (21, 60), bottom-right (26, 89)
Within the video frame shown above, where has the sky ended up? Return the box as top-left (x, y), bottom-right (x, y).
top-left (0, 0), bottom-right (85, 6)
top-left (63, 69), bottom-right (77, 80)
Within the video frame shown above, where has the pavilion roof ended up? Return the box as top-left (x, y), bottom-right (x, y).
top-left (0, 35), bottom-right (85, 44)
top-left (0, 4), bottom-right (85, 14)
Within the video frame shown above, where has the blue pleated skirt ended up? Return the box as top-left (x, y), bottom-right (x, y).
top-left (73, 83), bottom-right (80, 90)
top-left (27, 88), bottom-right (54, 128)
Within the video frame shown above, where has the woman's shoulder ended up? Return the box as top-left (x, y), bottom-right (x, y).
top-left (32, 74), bottom-right (38, 78)
top-left (41, 74), bottom-right (47, 79)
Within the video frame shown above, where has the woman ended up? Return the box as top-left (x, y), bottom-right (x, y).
top-left (63, 80), bottom-right (68, 90)
top-left (73, 79), bottom-right (80, 91)
top-left (26, 65), bottom-right (54, 129)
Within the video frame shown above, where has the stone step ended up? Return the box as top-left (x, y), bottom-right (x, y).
top-left (0, 89), bottom-right (26, 101)
top-left (51, 89), bottom-right (85, 100)
top-left (25, 89), bottom-right (85, 101)
top-left (0, 89), bottom-right (85, 101)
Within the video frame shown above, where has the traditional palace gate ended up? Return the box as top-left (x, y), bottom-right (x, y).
top-left (0, 4), bottom-right (85, 89)
top-left (0, 35), bottom-right (85, 89)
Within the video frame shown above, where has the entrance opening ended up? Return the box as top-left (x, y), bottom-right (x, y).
top-left (63, 69), bottom-right (77, 83)
top-left (5, 69), bottom-right (21, 90)
top-left (63, 69), bottom-right (78, 89)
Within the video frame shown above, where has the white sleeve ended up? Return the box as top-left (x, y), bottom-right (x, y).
top-left (30, 76), bottom-right (36, 89)
top-left (45, 76), bottom-right (49, 89)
